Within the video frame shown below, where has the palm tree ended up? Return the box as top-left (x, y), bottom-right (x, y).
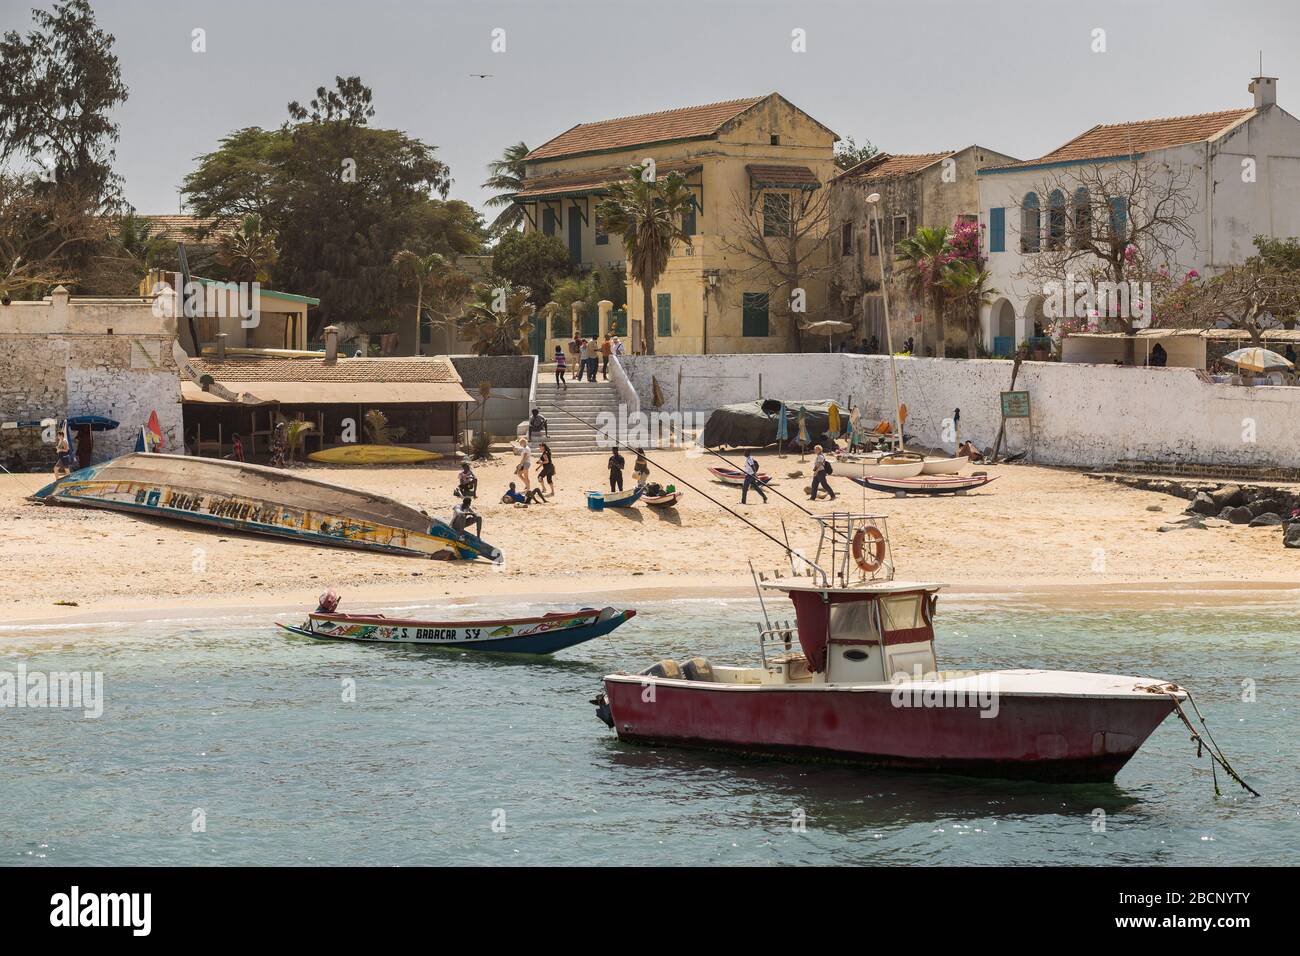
top-left (215, 214), bottom-right (278, 283)
top-left (458, 284), bottom-right (535, 355)
top-left (392, 249), bottom-right (449, 354)
top-left (482, 142), bottom-right (530, 236)
top-left (596, 170), bottom-right (695, 355)
top-left (895, 226), bottom-right (951, 358)
top-left (939, 259), bottom-right (996, 359)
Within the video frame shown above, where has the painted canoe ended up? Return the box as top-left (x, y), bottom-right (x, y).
top-left (308, 444), bottom-right (442, 465)
top-left (861, 460), bottom-right (925, 480)
top-left (590, 485), bottom-right (645, 508)
top-left (849, 472), bottom-right (998, 495)
top-left (644, 490), bottom-right (682, 508)
top-left (280, 606), bottom-right (636, 654)
top-left (709, 466), bottom-right (771, 486)
top-left (31, 453), bottom-right (501, 561)
top-left (920, 456), bottom-right (967, 475)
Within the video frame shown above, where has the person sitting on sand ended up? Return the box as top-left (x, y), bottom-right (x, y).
top-left (456, 462), bottom-right (477, 498)
top-left (451, 496), bottom-right (482, 538)
top-left (502, 481), bottom-right (546, 506)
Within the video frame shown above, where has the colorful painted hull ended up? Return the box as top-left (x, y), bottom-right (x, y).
top-left (850, 473), bottom-right (997, 496)
top-left (709, 467), bottom-right (771, 485)
top-left (31, 453), bottom-right (500, 561)
top-left (283, 606), bottom-right (635, 653)
top-left (602, 671), bottom-right (1179, 782)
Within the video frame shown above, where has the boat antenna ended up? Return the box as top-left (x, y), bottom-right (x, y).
top-left (542, 403), bottom-right (810, 561)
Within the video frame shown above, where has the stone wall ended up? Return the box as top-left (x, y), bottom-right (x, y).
top-left (622, 352), bottom-right (1300, 469)
top-left (0, 291), bottom-right (183, 469)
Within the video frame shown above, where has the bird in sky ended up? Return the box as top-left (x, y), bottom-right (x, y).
top-left (469, 73), bottom-right (494, 79)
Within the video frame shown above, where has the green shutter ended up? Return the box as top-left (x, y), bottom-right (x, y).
top-left (742, 293), bottom-right (770, 337)
top-left (656, 293), bottom-right (672, 337)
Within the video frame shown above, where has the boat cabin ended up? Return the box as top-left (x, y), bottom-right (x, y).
top-left (750, 514), bottom-right (942, 686)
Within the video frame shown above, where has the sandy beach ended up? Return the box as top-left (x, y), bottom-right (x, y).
top-left (4, 448), bottom-right (1300, 627)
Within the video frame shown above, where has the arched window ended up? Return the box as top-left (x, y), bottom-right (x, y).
top-left (1020, 192), bottom-right (1041, 253)
top-left (1072, 187), bottom-right (1091, 248)
top-left (1047, 190), bottom-right (1066, 250)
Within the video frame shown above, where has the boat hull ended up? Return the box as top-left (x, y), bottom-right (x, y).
top-left (861, 461), bottom-right (925, 479)
top-left (308, 444), bottom-right (441, 465)
top-left (594, 485), bottom-right (645, 508)
top-left (709, 467), bottom-right (771, 486)
top-left (286, 606), bottom-right (634, 653)
top-left (850, 474), bottom-right (997, 496)
top-left (920, 456), bottom-right (966, 475)
top-left (644, 491), bottom-right (682, 508)
top-left (32, 454), bottom-right (500, 561)
top-left (602, 673), bottom-right (1177, 782)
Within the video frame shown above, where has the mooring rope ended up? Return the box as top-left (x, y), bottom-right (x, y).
top-left (1155, 683), bottom-right (1259, 797)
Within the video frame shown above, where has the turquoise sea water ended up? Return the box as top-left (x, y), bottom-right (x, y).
top-left (0, 595), bottom-right (1295, 866)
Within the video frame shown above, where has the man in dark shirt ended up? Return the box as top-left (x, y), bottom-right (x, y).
top-left (607, 448), bottom-right (626, 493)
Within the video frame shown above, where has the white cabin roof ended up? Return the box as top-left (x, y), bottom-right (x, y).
top-left (762, 580), bottom-right (944, 595)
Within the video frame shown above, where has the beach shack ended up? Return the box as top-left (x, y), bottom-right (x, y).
top-left (180, 330), bottom-right (475, 458)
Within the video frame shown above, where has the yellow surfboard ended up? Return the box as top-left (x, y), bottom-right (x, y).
top-left (308, 445), bottom-right (442, 465)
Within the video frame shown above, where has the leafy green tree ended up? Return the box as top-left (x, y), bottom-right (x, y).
top-left (183, 76), bottom-right (453, 337)
top-left (490, 231), bottom-right (573, 307)
top-left (938, 259), bottom-right (996, 359)
top-left (596, 169), bottom-right (695, 355)
top-left (834, 136), bottom-right (879, 172)
top-left (482, 142), bottom-right (530, 236)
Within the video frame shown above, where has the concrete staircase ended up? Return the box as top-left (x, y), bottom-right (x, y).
top-left (530, 364), bottom-right (623, 455)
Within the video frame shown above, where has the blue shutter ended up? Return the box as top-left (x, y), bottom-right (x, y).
top-left (542, 208), bottom-right (556, 236)
top-left (989, 207), bottom-right (1005, 253)
top-left (567, 207), bottom-right (582, 264)
top-left (1109, 197), bottom-right (1127, 239)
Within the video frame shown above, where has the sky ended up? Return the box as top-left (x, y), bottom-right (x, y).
top-left (4, 0), bottom-right (1298, 221)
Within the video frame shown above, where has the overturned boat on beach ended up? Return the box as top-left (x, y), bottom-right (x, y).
top-left (31, 453), bottom-right (501, 562)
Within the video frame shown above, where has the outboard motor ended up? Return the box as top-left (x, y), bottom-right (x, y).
top-left (315, 588), bottom-right (341, 614)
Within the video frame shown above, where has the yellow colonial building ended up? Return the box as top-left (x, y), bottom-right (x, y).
top-left (514, 94), bottom-right (838, 355)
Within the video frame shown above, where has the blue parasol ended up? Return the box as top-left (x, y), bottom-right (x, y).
top-left (775, 402), bottom-right (789, 441)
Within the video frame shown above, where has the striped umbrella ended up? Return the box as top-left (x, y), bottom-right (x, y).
top-left (1222, 347), bottom-right (1294, 373)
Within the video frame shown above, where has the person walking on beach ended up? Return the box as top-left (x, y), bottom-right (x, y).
top-left (451, 496), bottom-right (482, 538)
top-left (632, 447), bottom-right (650, 486)
top-left (607, 447), bottom-right (626, 493)
top-left (600, 335), bottom-right (612, 380)
top-left (554, 346), bottom-right (567, 388)
top-left (536, 442), bottom-right (556, 495)
top-left (513, 438), bottom-right (532, 491)
top-left (809, 445), bottom-right (836, 501)
top-left (53, 432), bottom-right (74, 479)
top-left (741, 452), bottom-right (767, 504)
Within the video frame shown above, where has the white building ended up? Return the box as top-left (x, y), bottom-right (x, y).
top-left (976, 75), bottom-right (1300, 356)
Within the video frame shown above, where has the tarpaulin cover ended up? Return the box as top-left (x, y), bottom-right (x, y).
top-left (700, 400), bottom-right (836, 449)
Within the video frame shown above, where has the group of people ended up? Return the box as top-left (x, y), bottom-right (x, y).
top-left (737, 447), bottom-right (835, 505)
top-left (606, 446), bottom-right (649, 493)
top-left (837, 337), bottom-right (881, 354)
top-left (556, 332), bottom-right (623, 386)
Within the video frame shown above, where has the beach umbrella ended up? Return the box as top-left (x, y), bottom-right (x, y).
top-left (1221, 347), bottom-right (1294, 373)
top-left (800, 319), bottom-right (855, 353)
top-left (66, 415), bottom-right (119, 431)
top-left (847, 406), bottom-right (861, 449)
top-left (775, 401), bottom-right (789, 457)
top-left (796, 405), bottom-right (810, 460)
top-left (828, 402), bottom-right (841, 438)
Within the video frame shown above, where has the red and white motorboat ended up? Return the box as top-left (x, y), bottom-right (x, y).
top-left (593, 514), bottom-right (1185, 782)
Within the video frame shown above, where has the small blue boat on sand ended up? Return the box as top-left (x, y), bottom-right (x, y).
top-left (278, 601), bottom-right (636, 654)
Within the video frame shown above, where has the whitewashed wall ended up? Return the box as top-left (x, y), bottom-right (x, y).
top-left (623, 353), bottom-right (1300, 468)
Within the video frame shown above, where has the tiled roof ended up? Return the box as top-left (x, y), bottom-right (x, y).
top-left (835, 151), bottom-right (952, 181)
top-left (747, 164), bottom-right (820, 187)
top-left (988, 109), bottom-right (1256, 171)
top-left (190, 355), bottom-right (462, 384)
top-left (514, 161), bottom-right (703, 201)
top-left (525, 96), bottom-right (767, 161)
top-left (139, 214), bottom-right (229, 242)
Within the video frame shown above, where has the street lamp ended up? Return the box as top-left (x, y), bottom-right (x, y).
top-left (703, 269), bottom-right (720, 355)
top-left (866, 193), bottom-right (902, 450)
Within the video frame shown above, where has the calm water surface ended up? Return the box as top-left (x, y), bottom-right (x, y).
top-left (1, 595), bottom-right (1295, 866)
